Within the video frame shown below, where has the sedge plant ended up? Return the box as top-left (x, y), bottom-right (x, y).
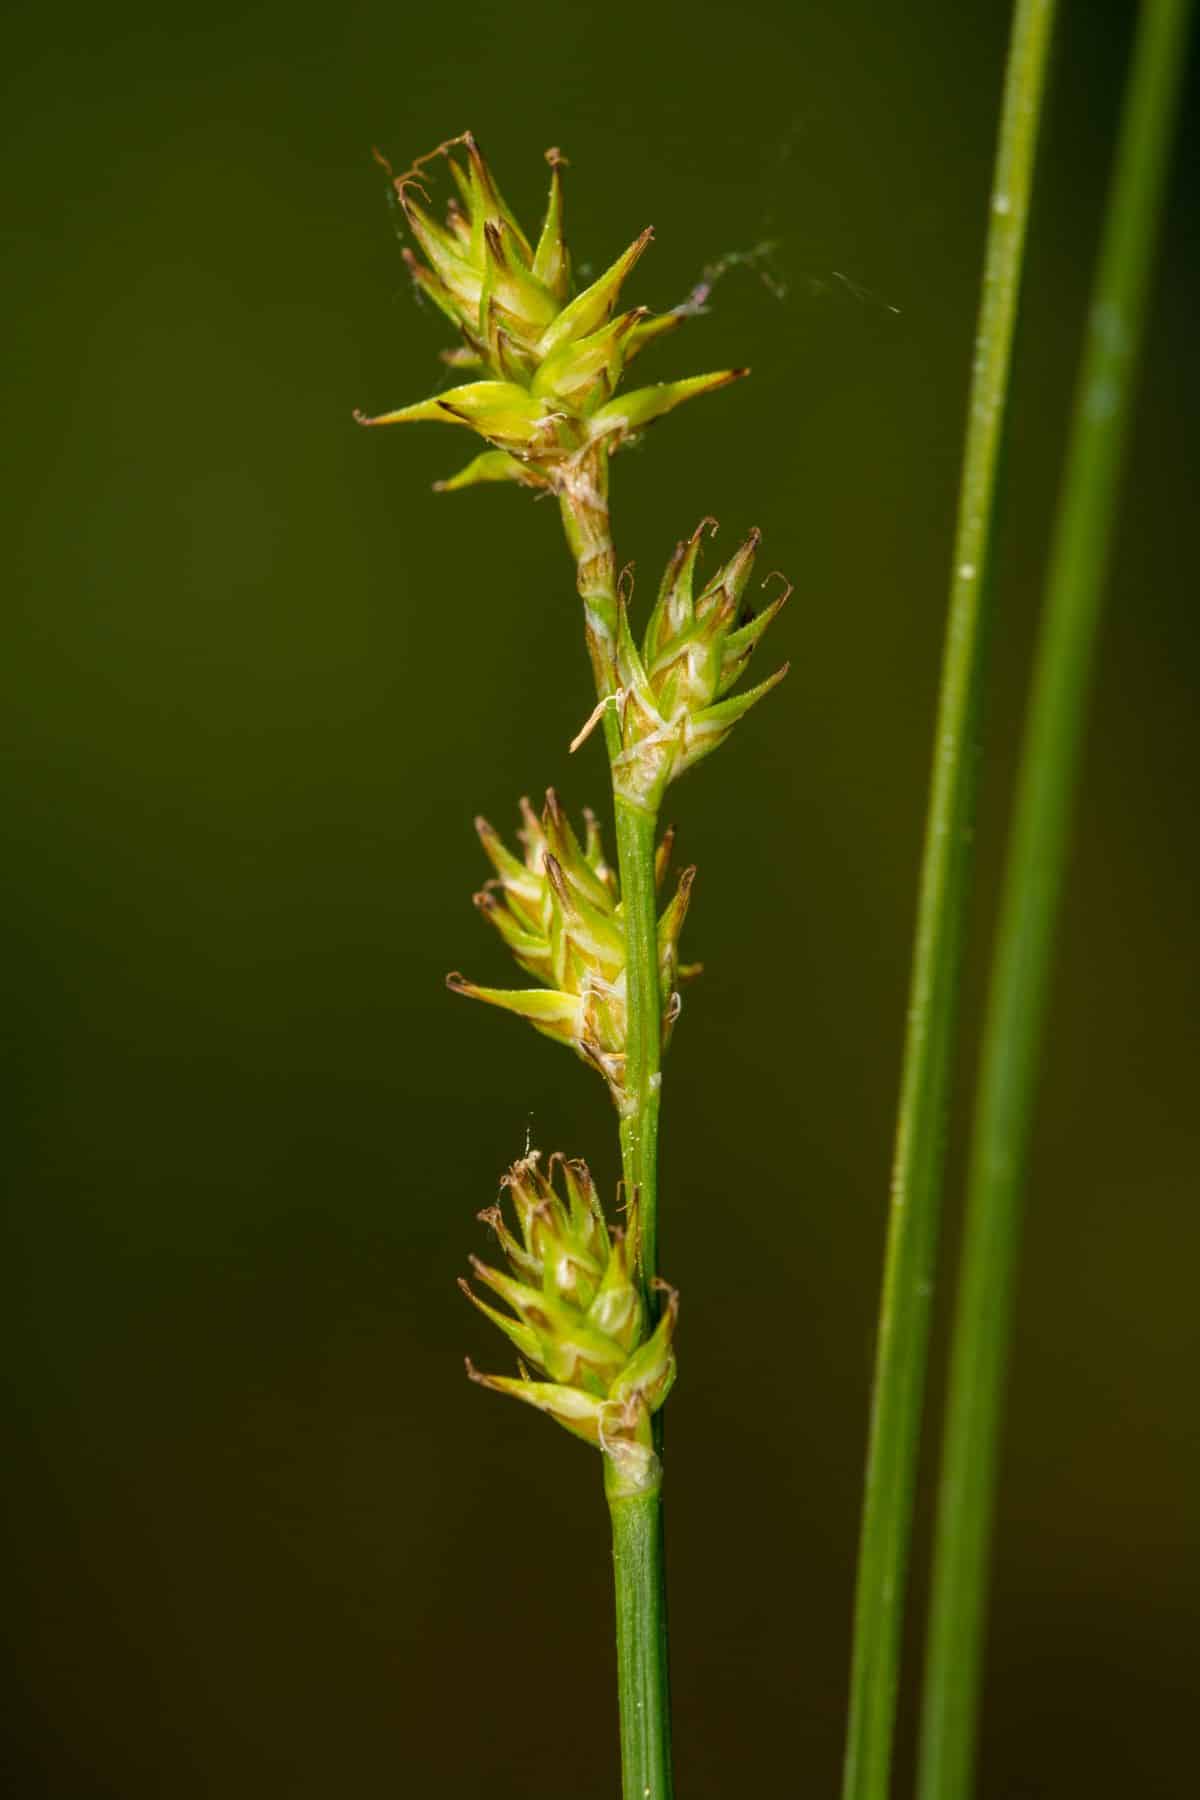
top-left (357, 132), bottom-right (788, 1799)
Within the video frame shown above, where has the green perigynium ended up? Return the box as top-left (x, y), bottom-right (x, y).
top-left (447, 789), bottom-right (695, 1105)
top-left (354, 131), bottom-right (744, 494)
top-left (462, 1150), bottom-right (677, 1498)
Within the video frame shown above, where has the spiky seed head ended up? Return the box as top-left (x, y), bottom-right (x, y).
top-left (463, 1150), bottom-right (678, 1495)
top-left (608, 523), bottom-right (792, 809)
top-left (448, 791), bottom-right (694, 1107)
top-left (356, 133), bottom-right (746, 492)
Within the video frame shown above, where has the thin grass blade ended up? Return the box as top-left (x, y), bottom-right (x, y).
top-left (917, 5), bottom-right (1195, 1794)
top-left (841, 7), bottom-right (1059, 1797)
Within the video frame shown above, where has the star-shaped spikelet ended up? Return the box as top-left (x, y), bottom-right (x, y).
top-left (447, 790), bottom-right (695, 1105)
top-left (462, 1150), bottom-right (677, 1496)
top-left (355, 132), bottom-right (746, 493)
top-left (606, 521), bottom-right (792, 808)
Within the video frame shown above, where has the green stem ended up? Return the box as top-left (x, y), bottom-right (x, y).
top-left (608, 1484), bottom-right (672, 1800)
top-left (559, 448), bottom-right (665, 1281)
top-left (561, 454), bottom-right (673, 1800)
top-left (607, 795), bottom-right (671, 1800)
top-left (558, 445), bottom-right (622, 732)
top-left (841, 7), bottom-right (1057, 1797)
top-left (614, 797), bottom-right (663, 1282)
top-left (917, 5), bottom-right (1193, 1795)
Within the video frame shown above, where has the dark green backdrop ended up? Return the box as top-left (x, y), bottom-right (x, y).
top-left (6, 1), bottom-right (1198, 1794)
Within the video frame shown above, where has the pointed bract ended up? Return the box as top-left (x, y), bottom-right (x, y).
top-left (432, 449), bottom-right (547, 493)
top-left (535, 229), bottom-right (654, 362)
top-left (532, 149), bottom-right (571, 302)
top-left (588, 368), bottom-right (749, 447)
top-left (354, 380), bottom-right (545, 444)
top-left (466, 1363), bottom-right (607, 1446)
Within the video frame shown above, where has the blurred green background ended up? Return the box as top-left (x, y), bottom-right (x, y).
top-left (5, 1), bottom-right (1197, 1793)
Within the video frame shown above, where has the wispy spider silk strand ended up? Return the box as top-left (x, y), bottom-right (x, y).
top-left (840, 8), bottom-right (1058, 1798)
top-left (917, 5), bottom-right (1194, 1795)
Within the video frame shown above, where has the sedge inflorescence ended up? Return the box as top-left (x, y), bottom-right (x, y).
top-left (462, 1151), bottom-right (676, 1495)
top-left (355, 130), bottom-right (745, 493)
top-left (361, 130), bottom-right (792, 1477)
top-left (448, 789), bottom-right (695, 1107)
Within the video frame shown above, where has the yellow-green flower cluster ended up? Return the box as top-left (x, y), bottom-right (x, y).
top-left (462, 1150), bottom-right (677, 1494)
top-left (355, 132), bottom-right (744, 492)
top-left (447, 790), bottom-right (693, 1105)
top-left (609, 521), bottom-right (792, 808)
